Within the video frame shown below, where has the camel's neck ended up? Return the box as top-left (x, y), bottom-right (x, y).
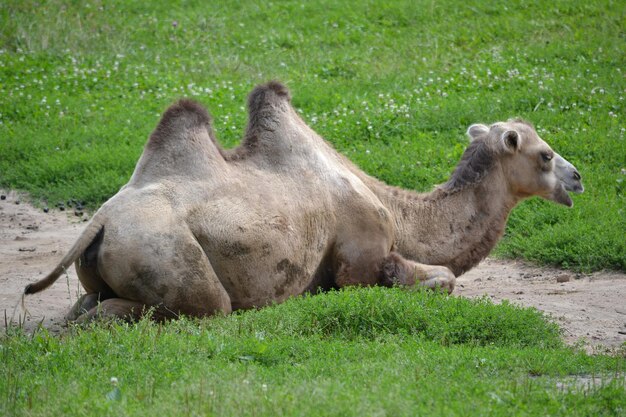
top-left (363, 169), bottom-right (518, 276)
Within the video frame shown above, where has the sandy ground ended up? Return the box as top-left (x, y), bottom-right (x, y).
top-left (1, 189), bottom-right (625, 352)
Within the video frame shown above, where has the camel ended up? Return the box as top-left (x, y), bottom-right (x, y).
top-left (24, 81), bottom-right (584, 322)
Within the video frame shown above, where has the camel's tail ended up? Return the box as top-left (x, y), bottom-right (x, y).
top-left (23, 213), bottom-right (104, 295)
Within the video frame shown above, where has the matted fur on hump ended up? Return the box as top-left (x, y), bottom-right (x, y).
top-left (248, 80), bottom-right (291, 111)
top-left (227, 81), bottom-right (292, 160)
top-left (246, 81), bottom-right (291, 136)
top-left (440, 139), bottom-right (495, 192)
top-left (147, 99), bottom-right (221, 152)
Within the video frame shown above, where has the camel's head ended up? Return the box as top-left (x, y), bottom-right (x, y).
top-left (466, 119), bottom-right (584, 207)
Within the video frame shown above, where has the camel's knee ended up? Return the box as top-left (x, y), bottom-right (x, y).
top-left (380, 252), bottom-right (456, 294)
top-left (380, 252), bottom-right (417, 286)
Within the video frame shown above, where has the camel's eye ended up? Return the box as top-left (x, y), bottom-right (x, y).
top-left (541, 152), bottom-right (553, 163)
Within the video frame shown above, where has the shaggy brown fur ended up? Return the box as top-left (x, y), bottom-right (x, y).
top-left (225, 81), bottom-right (291, 161)
top-left (24, 81), bottom-right (583, 322)
top-left (440, 139), bottom-right (495, 193)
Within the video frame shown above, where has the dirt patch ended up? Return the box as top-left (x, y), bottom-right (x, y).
top-left (1, 189), bottom-right (625, 352)
top-left (458, 259), bottom-right (626, 352)
top-left (0, 190), bottom-right (88, 334)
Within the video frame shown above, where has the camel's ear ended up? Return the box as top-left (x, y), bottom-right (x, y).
top-left (500, 130), bottom-right (522, 153)
top-left (467, 124), bottom-right (489, 141)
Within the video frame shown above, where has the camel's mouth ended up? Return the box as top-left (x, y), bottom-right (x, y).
top-left (551, 183), bottom-right (574, 207)
top-left (553, 154), bottom-right (584, 207)
top-left (552, 178), bottom-right (584, 207)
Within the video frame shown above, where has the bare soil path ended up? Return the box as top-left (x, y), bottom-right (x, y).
top-left (1, 189), bottom-right (625, 351)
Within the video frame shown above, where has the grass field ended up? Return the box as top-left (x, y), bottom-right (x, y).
top-left (0, 0), bottom-right (624, 271)
top-left (3, 288), bottom-right (626, 416)
top-left (1, 1), bottom-right (625, 416)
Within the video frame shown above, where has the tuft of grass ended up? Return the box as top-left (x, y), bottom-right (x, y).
top-left (224, 287), bottom-right (564, 348)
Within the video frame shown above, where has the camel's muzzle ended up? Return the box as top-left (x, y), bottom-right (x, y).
top-left (554, 154), bottom-right (584, 194)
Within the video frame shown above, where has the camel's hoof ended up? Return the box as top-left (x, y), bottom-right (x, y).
top-left (422, 267), bottom-right (456, 294)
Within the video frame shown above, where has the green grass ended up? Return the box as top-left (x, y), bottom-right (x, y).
top-left (2, 288), bottom-right (625, 416)
top-left (0, 0), bottom-right (624, 271)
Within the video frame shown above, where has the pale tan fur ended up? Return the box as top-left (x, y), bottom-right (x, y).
top-left (24, 82), bottom-right (583, 322)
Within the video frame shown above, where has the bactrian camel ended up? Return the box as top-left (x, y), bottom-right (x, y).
top-left (24, 81), bottom-right (584, 322)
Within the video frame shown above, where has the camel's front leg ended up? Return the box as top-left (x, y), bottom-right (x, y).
top-left (380, 252), bottom-right (456, 293)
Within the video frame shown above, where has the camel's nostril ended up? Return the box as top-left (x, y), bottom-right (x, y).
top-left (573, 170), bottom-right (581, 181)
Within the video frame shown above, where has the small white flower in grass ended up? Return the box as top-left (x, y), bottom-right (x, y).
top-left (107, 377), bottom-right (121, 401)
top-left (262, 384), bottom-right (268, 392)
